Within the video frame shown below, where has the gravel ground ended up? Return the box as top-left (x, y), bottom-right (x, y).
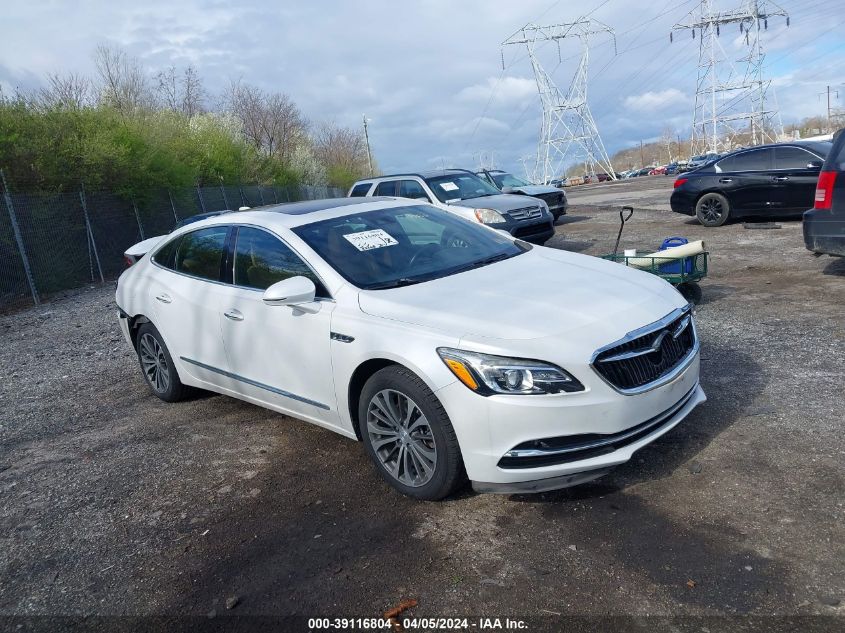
top-left (1, 178), bottom-right (843, 629)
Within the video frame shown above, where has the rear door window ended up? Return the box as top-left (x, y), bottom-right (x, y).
top-left (374, 181), bottom-right (398, 196)
top-left (774, 146), bottom-right (818, 170)
top-left (173, 226), bottom-right (229, 281)
top-left (719, 148), bottom-right (772, 172)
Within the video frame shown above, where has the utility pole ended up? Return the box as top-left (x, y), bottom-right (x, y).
top-left (502, 19), bottom-right (617, 184)
top-left (818, 86), bottom-right (840, 131)
top-left (639, 140), bottom-right (645, 168)
top-left (362, 114), bottom-right (373, 175)
top-left (671, 0), bottom-right (789, 154)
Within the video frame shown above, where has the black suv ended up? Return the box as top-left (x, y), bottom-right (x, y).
top-left (670, 141), bottom-right (831, 227)
top-left (804, 128), bottom-right (845, 257)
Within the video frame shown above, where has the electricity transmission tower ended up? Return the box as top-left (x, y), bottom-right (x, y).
top-left (502, 20), bottom-right (616, 184)
top-left (671, 0), bottom-right (789, 155)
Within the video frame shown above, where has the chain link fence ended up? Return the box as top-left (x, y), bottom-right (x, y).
top-left (0, 171), bottom-right (344, 312)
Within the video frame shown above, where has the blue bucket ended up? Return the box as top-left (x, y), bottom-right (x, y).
top-left (658, 237), bottom-right (694, 274)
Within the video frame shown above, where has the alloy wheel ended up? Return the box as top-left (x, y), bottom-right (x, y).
top-left (366, 389), bottom-right (438, 487)
top-left (700, 197), bottom-right (724, 224)
top-left (138, 333), bottom-right (171, 394)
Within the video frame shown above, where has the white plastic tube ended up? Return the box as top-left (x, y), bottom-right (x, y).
top-left (627, 240), bottom-right (706, 269)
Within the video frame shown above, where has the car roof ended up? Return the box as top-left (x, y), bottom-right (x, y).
top-left (356, 169), bottom-right (475, 182)
top-left (172, 197), bottom-right (419, 231)
top-left (721, 140), bottom-right (832, 156)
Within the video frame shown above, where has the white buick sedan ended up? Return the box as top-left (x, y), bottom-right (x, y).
top-left (116, 197), bottom-right (705, 500)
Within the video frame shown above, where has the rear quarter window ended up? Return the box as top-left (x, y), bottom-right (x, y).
top-left (349, 183), bottom-right (372, 197)
top-left (152, 236), bottom-right (181, 270)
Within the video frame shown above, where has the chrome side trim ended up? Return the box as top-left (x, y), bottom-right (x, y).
top-left (179, 357), bottom-right (330, 411)
top-left (503, 383), bottom-right (699, 459)
top-left (590, 305), bottom-right (699, 396)
top-left (330, 332), bottom-right (355, 343)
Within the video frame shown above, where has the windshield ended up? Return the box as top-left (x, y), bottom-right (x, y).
top-left (491, 172), bottom-right (530, 188)
top-left (425, 173), bottom-right (501, 203)
top-left (292, 204), bottom-right (528, 290)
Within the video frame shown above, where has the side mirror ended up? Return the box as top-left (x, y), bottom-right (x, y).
top-left (501, 186), bottom-right (515, 193)
top-left (807, 160), bottom-right (823, 170)
top-left (411, 193), bottom-right (431, 202)
top-left (263, 276), bottom-right (317, 310)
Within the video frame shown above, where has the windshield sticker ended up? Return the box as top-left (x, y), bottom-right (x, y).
top-left (439, 182), bottom-right (459, 191)
top-left (343, 229), bottom-right (399, 251)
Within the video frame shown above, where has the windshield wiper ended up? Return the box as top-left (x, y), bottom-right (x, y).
top-left (366, 277), bottom-right (427, 290)
top-left (451, 252), bottom-right (513, 274)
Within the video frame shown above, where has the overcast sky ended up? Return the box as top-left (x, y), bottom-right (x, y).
top-left (2, 0), bottom-right (844, 175)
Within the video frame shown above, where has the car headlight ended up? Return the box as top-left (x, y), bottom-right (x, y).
top-left (474, 208), bottom-right (506, 224)
top-left (437, 348), bottom-right (584, 395)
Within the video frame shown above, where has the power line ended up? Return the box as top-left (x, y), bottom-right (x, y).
top-left (503, 18), bottom-right (617, 182)
top-left (671, 0), bottom-right (790, 153)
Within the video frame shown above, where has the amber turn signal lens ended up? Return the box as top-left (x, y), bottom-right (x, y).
top-left (444, 358), bottom-right (479, 390)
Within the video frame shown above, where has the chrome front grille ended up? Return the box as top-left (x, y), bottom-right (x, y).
top-left (508, 206), bottom-right (543, 220)
top-left (591, 307), bottom-right (697, 393)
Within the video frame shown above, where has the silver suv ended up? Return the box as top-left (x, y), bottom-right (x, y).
top-left (349, 169), bottom-right (555, 244)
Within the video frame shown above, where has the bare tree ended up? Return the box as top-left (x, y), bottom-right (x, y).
top-left (155, 66), bottom-right (180, 111)
top-left (156, 65), bottom-right (206, 117)
top-left (93, 44), bottom-right (153, 113)
top-left (37, 72), bottom-right (94, 109)
top-left (313, 122), bottom-right (370, 183)
top-left (224, 80), bottom-right (306, 163)
top-left (181, 66), bottom-right (205, 118)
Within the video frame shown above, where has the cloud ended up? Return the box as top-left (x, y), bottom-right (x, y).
top-left (0, 0), bottom-right (838, 175)
top-left (624, 88), bottom-right (689, 112)
top-left (457, 76), bottom-right (536, 105)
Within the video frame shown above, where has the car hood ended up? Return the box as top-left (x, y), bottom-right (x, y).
top-left (357, 247), bottom-right (686, 348)
top-left (505, 185), bottom-right (562, 197)
top-left (447, 193), bottom-right (545, 212)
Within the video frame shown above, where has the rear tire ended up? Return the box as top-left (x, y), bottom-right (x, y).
top-left (135, 323), bottom-right (188, 402)
top-left (358, 366), bottom-right (466, 500)
top-left (695, 193), bottom-right (730, 227)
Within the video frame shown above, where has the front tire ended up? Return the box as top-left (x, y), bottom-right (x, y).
top-left (135, 323), bottom-right (188, 402)
top-left (358, 366), bottom-right (465, 500)
top-left (695, 192), bottom-right (730, 227)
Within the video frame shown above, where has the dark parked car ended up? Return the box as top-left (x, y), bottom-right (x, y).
top-left (804, 129), bottom-right (845, 256)
top-left (670, 141), bottom-right (832, 227)
top-left (678, 153), bottom-right (720, 173)
top-left (476, 169), bottom-right (568, 220)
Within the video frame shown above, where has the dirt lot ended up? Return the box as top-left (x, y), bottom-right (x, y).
top-left (1, 177), bottom-right (843, 629)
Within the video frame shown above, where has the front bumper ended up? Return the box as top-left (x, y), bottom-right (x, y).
top-left (436, 349), bottom-right (704, 489)
top-left (508, 220), bottom-right (555, 244)
top-left (803, 208), bottom-right (845, 256)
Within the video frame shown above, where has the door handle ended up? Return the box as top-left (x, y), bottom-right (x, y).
top-left (718, 178), bottom-right (733, 184)
top-left (224, 309), bottom-right (244, 322)
top-left (772, 176), bottom-right (789, 182)
top-left (155, 294), bottom-right (172, 304)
